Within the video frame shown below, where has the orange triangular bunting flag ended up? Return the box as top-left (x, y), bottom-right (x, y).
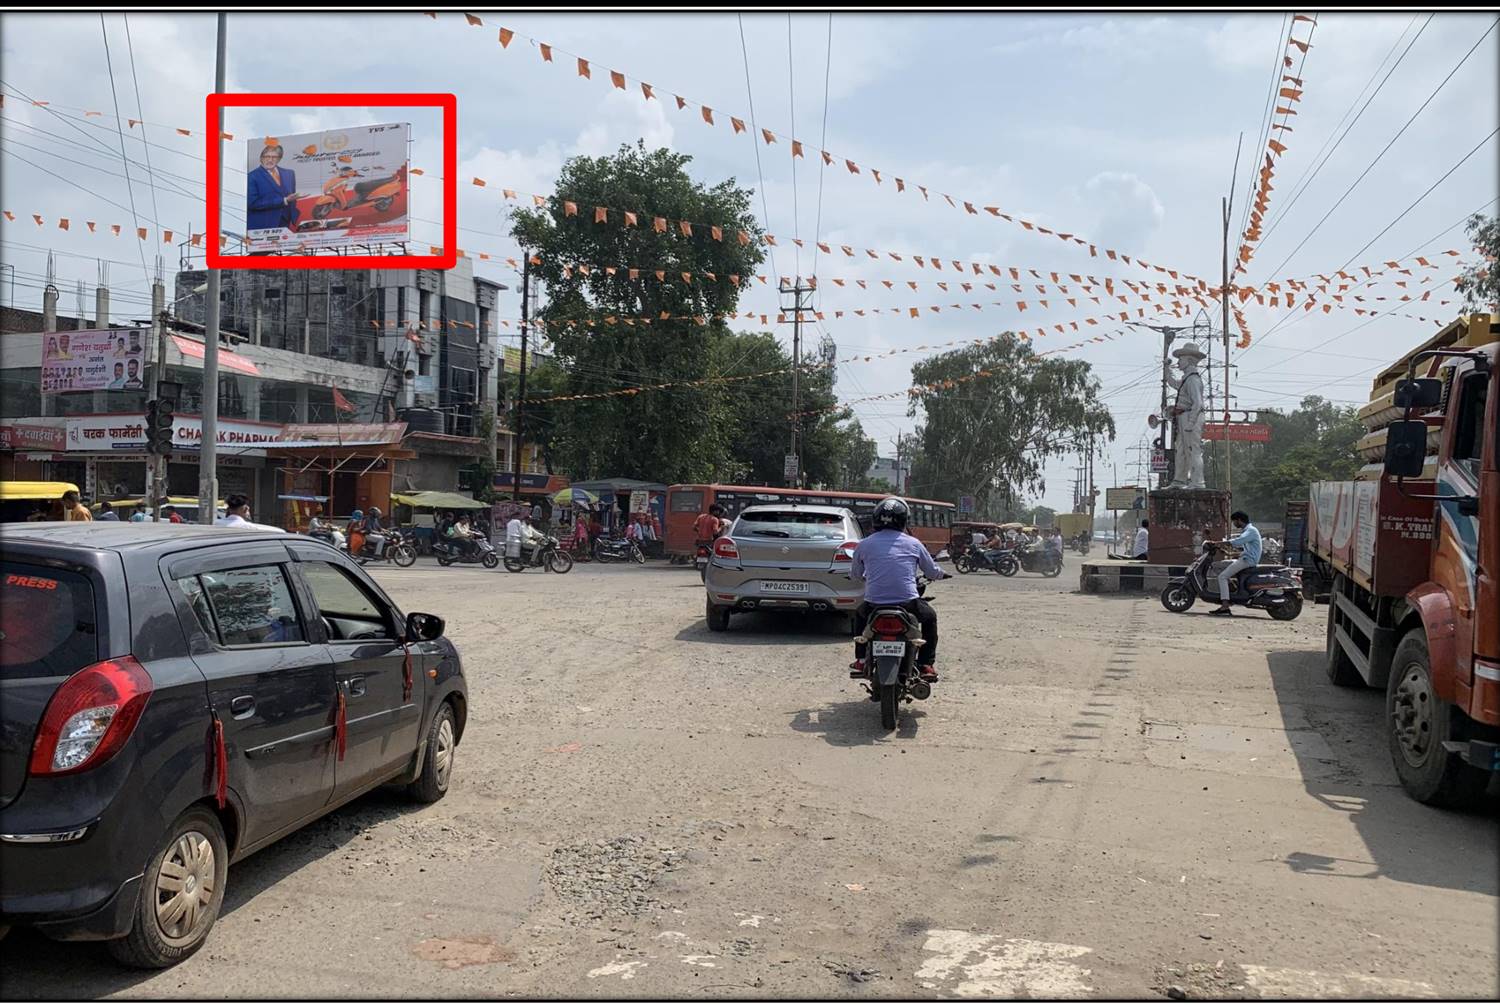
top-left (577, 58), bottom-right (590, 78)
top-left (464, 13), bottom-right (482, 26)
top-left (611, 70), bottom-right (626, 90)
top-left (498, 27), bottom-right (514, 47)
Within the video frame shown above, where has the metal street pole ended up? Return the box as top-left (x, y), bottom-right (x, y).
top-left (511, 254), bottom-right (529, 503)
top-left (198, 12), bottom-right (226, 524)
top-left (1221, 194), bottom-right (1233, 497)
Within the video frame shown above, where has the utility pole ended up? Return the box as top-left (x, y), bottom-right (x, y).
top-left (1221, 194), bottom-right (1233, 497)
top-left (780, 277), bottom-right (814, 488)
top-left (198, 12), bottom-right (226, 524)
top-left (511, 254), bottom-right (529, 503)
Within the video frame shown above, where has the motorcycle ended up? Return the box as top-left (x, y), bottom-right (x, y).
top-left (695, 542), bottom-right (712, 582)
top-left (594, 535), bottom-right (646, 565)
top-left (504, 533), bottom-right (574, 574)
top-left (1160, 541), bottom-right (1303, 620)
top-left (954, 546), bottom-right (1013, 575)
top-left (1013, 544), bottom-right (1063, 578)
top-left (308, 525), bottom-right (347, 551)
top-left (351, 528), bottom-right (417, 568)
top-left (432, 534), bottom-right (500, 569)
top-left (311, 165), bottom-right (404, 220)
top-left (853, 577), bottom-right (934, 731)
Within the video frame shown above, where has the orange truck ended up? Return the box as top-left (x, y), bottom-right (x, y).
top-left (1306, 313), bottom-right (1497, 806)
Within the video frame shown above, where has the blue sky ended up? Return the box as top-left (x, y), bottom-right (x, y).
top-left (3, 10), bottom-right (1496, 511)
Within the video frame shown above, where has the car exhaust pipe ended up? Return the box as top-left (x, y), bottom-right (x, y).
top-left (909, 680), bottom-right (931, 701)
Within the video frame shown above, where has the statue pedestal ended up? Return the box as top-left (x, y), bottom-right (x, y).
top-left (1148, 488), bottom-right (1230, 565)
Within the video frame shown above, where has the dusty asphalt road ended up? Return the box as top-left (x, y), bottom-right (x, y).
top-left (3, 553), bottom-right (1496, 999)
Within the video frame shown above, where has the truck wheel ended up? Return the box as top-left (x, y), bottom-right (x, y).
top-left (1386, 631), bottom-right (1488, 807)
top-left (1324, 587), bottom-right (1361, 687)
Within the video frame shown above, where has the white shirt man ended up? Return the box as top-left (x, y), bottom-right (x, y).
top-left (1133, 523), bottom-right (1150, 559)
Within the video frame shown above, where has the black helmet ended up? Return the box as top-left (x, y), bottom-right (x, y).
top-left (872, 496), bottom-right (910, 531)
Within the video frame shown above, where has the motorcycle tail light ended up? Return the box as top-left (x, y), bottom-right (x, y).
top-left (713, 537), bottom-right (739, 560)
top-left (872, 614), bottom-right (908, 634)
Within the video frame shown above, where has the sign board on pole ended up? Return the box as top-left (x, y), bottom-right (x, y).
top-left (1105, 486), bottom-right (1148, 511)
top-left (1150, 448), bottom-right (1170, 473)
top-left (783, 454), bottom-right (799, 481)
top-left (958, 495), bottom-right (976, 514)
top-left (628, 490), bottom-right (649, 514)
top-left (1203, 422), bottom-right (1272, 443)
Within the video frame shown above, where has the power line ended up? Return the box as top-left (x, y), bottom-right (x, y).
top-left (98, 13), bottom-right (150, 288)
top-left (1256, 13), bottom-right (1429, 250)
top-left (1257, 16), bottom-right (1497, 282)
top-left (123, 12), bottom-right (163, 268)
top-left (810, 13), bottom-right (833, 291)
top-left (736, 15), bottom-right (780, 289)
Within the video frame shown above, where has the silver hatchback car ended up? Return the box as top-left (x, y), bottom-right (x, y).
top-left (703, 504), bottom-right (864, 632)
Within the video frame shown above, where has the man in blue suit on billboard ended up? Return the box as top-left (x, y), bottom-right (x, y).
top-left (247, 143), bottom-right (299, 232)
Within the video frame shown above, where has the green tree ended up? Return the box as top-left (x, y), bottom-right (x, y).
top-left (904, 334), bottom-right (1115, 517)
top-left (509, 143), bottom-right (767, 483)
top-left (1455, 213), bottom-right (1499, 312)
top-left (1204, 395), bottom-right (1364, 517)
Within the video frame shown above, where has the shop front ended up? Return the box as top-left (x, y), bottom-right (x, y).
top-left (267, 423), bottom-right (412, 530)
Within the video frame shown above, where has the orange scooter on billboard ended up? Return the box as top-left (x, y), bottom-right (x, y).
top-left (312, 163), bottom-right (406, 220)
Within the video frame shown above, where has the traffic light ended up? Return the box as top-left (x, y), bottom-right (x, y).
top-left (145, 380), bottom-right (180, 456)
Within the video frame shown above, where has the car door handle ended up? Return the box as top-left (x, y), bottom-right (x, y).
top-left (229, 695), bottom-right (255, 719)
top-left (343, 676), bottom-right (366, 697)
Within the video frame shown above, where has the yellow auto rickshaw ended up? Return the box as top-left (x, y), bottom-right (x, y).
top-left (0, 480), bottom-right (79, 523)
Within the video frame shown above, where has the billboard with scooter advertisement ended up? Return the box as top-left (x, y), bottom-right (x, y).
top-left (245, 121), bottom-right (410, 253)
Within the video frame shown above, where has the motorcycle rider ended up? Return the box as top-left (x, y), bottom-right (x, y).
top-left (363, 506), bottom-right (388, 559)
top-left (694, 503), bottom-right (726, 551)
top-left (1210, 510), bottom-right (1262, 616)
top-left (445, 513), bottom-right (480, 560)
top-left (848, 497), bottom-right (946, 685)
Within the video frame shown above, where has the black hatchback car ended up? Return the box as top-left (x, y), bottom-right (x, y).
top-left (0, 523), bottom-right (466, 967)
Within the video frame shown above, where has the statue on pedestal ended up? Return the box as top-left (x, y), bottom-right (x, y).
top-left (1166, 342), bottom-right (1207, 490)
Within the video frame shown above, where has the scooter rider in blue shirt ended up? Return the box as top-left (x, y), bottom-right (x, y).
top-left (848, 497), bottom-right (947, 685)
top-left (1210, 510), bottom-right (1262, 616)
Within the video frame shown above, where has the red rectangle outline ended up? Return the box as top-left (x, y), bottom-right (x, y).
top-left (205, 92), bottom-right (456, 269)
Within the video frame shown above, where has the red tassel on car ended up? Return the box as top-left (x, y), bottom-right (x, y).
top-left (211, 713), bottom-right (228, 809)
top-left (402, 642), bottom-right (414, 703)
top-left (334, 690), bottom-right (347, 762)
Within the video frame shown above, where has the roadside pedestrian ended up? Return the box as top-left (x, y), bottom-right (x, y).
top-left (61, 490), bottom-right (93, 522)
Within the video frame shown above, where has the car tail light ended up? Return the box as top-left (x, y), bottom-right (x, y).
top-left (872, 614), bottom-right (908, 635)
top-left (713, 537), bottom-right (739, 560)
top-left (832, 541), bottom-right (858, 563)
top-left (29, 656), bottom-right (153, 777)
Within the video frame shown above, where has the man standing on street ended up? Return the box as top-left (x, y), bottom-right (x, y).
top-left (1134, 520), bottom-right (1150, 560)
top-left (61, 490), bottom-right (92, 522)
top-left (97, 501), bottom-right (119, 522)
top-left (1211, 510), bottom-right (1262, 616)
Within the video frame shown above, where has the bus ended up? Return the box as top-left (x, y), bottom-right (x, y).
top-left (664, 484), bottom-right (957, 558)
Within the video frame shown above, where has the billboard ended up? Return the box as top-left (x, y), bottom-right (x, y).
top-left (245, 122), bottom-right (410, 253)
top-left (41, 329), bottom-right (147, 393)
top-left (1204, 422), bottom-right (1272, 443)
top-left (1105, 486), bottom-right (1148, 511)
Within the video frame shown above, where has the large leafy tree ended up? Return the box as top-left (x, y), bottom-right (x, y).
top-left (509, 143), bottom-right (767, 483)
top-left (904, 334), bottom-right (1115, 516)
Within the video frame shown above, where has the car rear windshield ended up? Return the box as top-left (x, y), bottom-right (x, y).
top-left (0, 561), bottom-right (98, 680)
top-left (735, 511), bottom-right (846, 540)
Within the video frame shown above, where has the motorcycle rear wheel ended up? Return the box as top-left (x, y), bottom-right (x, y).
top-left (879, 683), bottom-right (899, 731)
top-left (390, 544), bottom-right (416, 568)
top-left (1268, 594), bottom-right (1303, 621)
top-left (503, 556), bottom-right (526, 573)
top-left (1044, 561), bottom-right (1063, 578)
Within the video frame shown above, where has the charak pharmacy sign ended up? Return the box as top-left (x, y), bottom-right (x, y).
top-left (65, 415), bottom-right (287, 452)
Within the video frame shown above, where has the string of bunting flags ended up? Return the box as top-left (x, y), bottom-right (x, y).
top-left (1234, 12), bottom-right (1318, 277)
top-left (419, 11), bottom-right (1204, 282)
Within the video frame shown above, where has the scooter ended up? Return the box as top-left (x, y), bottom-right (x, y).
top-left (1160, 541), bottom-right (1303, 620)
top-left (594, 535), bottom-right (646, 565)
top-left (954, 546), bottom-right (1013, 575)
top-left (311, 165), bottom-right (404, 220)
top-left (850, 577), bottom-right (935, 731)
top-left (432, 534), bottom-right (500, 569)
